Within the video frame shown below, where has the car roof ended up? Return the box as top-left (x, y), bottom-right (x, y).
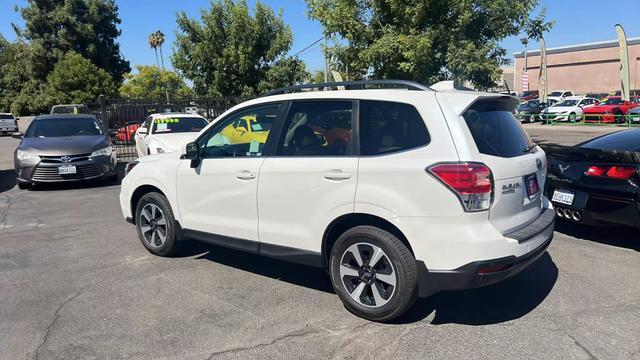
top-left (150, 112), bottom-right (206, 119)
top-left (35, 114), bottom-right (97, 120)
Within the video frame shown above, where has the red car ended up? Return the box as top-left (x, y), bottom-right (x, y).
top-left (582, 96), bottom-right (640, 123)
top-left (116, 121), bottom-right (142, 142)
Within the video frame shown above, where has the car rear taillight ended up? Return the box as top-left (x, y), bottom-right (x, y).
top-left (585, 165), bottom-right (637, 180)
top-left (428, 163), bottom-right (493, 212)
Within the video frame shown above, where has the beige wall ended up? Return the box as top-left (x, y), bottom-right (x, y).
top-left (514, 43), bottom-right (640, 94)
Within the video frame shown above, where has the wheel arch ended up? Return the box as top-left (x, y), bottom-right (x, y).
top-left (130, 184), bottom-right (166, 224)
top-left (321, 213), bottom-right (414, 267)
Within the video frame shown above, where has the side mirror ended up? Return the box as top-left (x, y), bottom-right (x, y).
top-left (15, 117), bottom-right (19, 121)
top-left (184, 142), bottom-right (201, 168)
top-left (138, 127), bottom-right (148, 134)
top-left (108, 129), bottom-right (119, 136)
top-left (11, 132), bottom-right (23, 139)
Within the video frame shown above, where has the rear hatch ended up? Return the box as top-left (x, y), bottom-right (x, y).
top-left (462, 98), bottom-right (547, 234)
top-left (0, 115), bottom-right (16, 128)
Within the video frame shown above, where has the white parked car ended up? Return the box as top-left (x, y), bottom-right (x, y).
top-left (541, 96), bottom-right (598, 122)
top-left (547, 90), bottom-right (574, 103)
top-left (120, 80), bottom-right (554, 321)
top-left (134, 113), bottom-right (208, 158)
top-left (0, 113), bottom-right (19, 135)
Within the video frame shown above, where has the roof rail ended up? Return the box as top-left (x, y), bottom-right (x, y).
top-left (265, 79), bottom-right (432, 96)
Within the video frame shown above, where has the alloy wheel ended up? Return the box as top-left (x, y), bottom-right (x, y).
top-left (139, 203), bottom-right (167, 248)
top-left (339, 243), bottom-right (397, 308)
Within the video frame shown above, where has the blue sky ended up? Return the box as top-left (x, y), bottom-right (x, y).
top-left (1, 0), bottom-right (640, 73)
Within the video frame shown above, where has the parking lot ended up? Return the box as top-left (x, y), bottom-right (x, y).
top-left (1, 124), bottom-right (639, 359)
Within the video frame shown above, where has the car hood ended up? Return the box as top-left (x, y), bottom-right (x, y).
top-left (150, 133), bottom-right (199, 151)
top-left (19, 135), bottom-right (109, 156)
top-left (583, 105), bottom-right (617, 113)
top-left (545, 106), bottom-right (576, 113)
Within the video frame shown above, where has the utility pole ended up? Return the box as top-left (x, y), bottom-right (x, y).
top-left (324, 36), bottom-right (329, 83)
top-left (520, 37), bottom-right (529, 91)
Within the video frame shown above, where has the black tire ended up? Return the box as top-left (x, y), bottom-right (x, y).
top-left (615, 112), bottom-right (624, 124)
top-left (569, 112), bottom-right (576, 123)
top-left (329, 226), bottom-right (417, 322)
top-left (135, 192), bottom-right (179, 257)
top-left (17, 182), bottom-right (31, 190)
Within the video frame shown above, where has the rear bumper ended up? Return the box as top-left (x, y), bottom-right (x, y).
top-left (546, 178), bottom-right (640, 228)
top-left (416, 208), bottom-right (555, 297)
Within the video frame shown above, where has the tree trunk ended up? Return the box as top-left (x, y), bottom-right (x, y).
top-left (154, 48), bottom-right (160, 68)
top-left (159, 46), bottom-right (166, 71)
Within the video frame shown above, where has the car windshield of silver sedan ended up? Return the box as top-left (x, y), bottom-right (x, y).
top-left (25, 118), bottom-right (103, 138)
top-left (153, 117), bottom-right (208, 134)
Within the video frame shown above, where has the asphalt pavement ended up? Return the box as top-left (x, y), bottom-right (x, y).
top-left (1, 126), bottom-right (639, 360)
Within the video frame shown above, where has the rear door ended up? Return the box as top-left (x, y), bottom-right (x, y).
top-left (462, 98), bottom-right (547, 233)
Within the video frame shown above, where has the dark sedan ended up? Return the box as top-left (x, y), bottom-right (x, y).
top-left (545, 129), bottom-right (640, 229)
top-left (13, 115), bottom-right (117, 189)
top-left (516, 99), bottom-right (557, 123)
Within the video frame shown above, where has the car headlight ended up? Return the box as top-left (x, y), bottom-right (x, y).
top-left (16, 149), bottom-right (41, 162)
top-left (91, 146), bottom-right (113, 157)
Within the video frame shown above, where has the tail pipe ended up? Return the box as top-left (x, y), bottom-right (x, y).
top-left (555, 207), bottom-right (582, 222)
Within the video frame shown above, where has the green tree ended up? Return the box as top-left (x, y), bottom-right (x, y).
top-left (18, 0), bottom-right (130, 83)
top-left (44, 52), bottom-right (117, 105)
top-left (307, 0), bottom-right (553, 89)
top-left (172, 0), bottom-right (307, 97)
top-left (119, 66), bottom-right (193, 99)
top-left (148, 32), bottom-right (161, 68)
top-left (0, 35), bottom-right (47, 115)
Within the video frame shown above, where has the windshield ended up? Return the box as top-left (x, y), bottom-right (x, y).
top-left (600, 97), bottom-right (623, 105)
top-left (51, 105), bottom-right (88, 114)
top-left (520, 91), bottom-right (534, 96)
top-left (153, 117), bottom-right (208, 134)
top-left (549, 91), bottom-right (563, 97)
top-left (520, 100), bottom-right (539, 107)
top-left (241, 115), bottom-right (275, 132)
top-left (0, 114), bottom-right (15, 120)
top-left (556, 100), bottom-right (578, 107)
top-left (26, 118), bottom-right (103, 138)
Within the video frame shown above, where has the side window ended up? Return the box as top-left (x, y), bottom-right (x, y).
top-left (359, 100), bottom-right (430, 156)
top-left (277, 101), bottom-right (353, 156)
top-left (142, 117), bottom-right (152, 131)
top-left (199, 104), bottom-right (280, 158)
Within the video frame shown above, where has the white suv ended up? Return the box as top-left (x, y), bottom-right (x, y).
top-left (119, 80), bottom-right (554, 321)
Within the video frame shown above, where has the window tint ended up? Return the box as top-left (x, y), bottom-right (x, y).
top-left (359, 100), bottom-right (429, 156)
top-left (199, 104), bottom-right (280, 158)
top-left (0, 114), bottom-right (14, 120)
top-left (277, 101), bottom-right (352, 156)
top-left (463, 100), bottom-right (534, 158)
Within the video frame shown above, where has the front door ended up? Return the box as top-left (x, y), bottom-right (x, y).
top-left (258, 100), bottom-right (357, 254)
top-left (176, 104), bottom-right (282, 247)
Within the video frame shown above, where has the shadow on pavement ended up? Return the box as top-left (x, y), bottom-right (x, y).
top-left (0, 169), bottom-right (17, 193)
top-left (176, 240), bottom-right (558, 324)
top-left (555, 220), bottom-right (640, 252)
top-left (175, 240), bottom-right (334, 294)
top-left (394, 252), bottom-right (558, 325)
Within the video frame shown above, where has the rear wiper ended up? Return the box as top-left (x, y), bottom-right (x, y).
top-left (523, 143), bottom-right (537, 153)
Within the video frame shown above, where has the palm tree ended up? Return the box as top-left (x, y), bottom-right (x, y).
top-left (154, 31), bottom-right (166, 71)
top-left (148, 32), bottom-right (160, 68)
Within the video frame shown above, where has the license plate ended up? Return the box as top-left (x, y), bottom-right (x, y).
top-left (552, 189), bottom-right (575, 205)
top-left (58, 165), bottom-right (77, 175)
top-left (525, 174), bottom-right (539, 198)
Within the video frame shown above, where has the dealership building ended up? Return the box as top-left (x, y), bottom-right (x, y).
top-left (513, 37), bottom-right (640, 94)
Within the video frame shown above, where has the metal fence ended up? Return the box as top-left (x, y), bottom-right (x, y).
top-left (88, 97), bottom-right (245, 159)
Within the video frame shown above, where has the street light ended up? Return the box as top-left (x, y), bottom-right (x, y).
top-left (520, 37), bottom-right (529, 91)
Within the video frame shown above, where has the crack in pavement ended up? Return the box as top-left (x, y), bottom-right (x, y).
top-left (567, 334), bottom-right (598, 360)
top-left (33, 289), bottom-right (85, 360)
top-left (205, 322), bottom-right (374, 359)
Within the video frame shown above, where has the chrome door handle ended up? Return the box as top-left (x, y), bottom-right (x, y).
top-left (323, 170), bottom-right (351, 181)
top-left (236, 170), bottom-right (256, 180)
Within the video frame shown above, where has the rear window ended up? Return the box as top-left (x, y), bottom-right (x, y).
top-left (0, 114), bottom-right (14, 120)
top-left (463, 100), bottom-right (534, 158)
top-left (359, 100), bottom-right (429, 155)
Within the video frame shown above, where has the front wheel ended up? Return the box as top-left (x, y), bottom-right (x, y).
top-left (569, 112), bottom-right (576, 122)
top-left (329, 226), bottom-right (417, 322)
top-left (135, 192), bottom-right (179, 257)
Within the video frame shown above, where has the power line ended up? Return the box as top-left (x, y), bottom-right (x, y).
top-left (292, 37), bottom-right (324, 57)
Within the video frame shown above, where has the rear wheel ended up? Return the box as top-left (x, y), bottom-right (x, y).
top-left (329, 226), bottom-right (417, 322)
top-left (615, 111), bottom-right (624, 124)
top-left (135, 192), bottom-right (178, 257)
top-left (569, 112), bottom-right (576, 122)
